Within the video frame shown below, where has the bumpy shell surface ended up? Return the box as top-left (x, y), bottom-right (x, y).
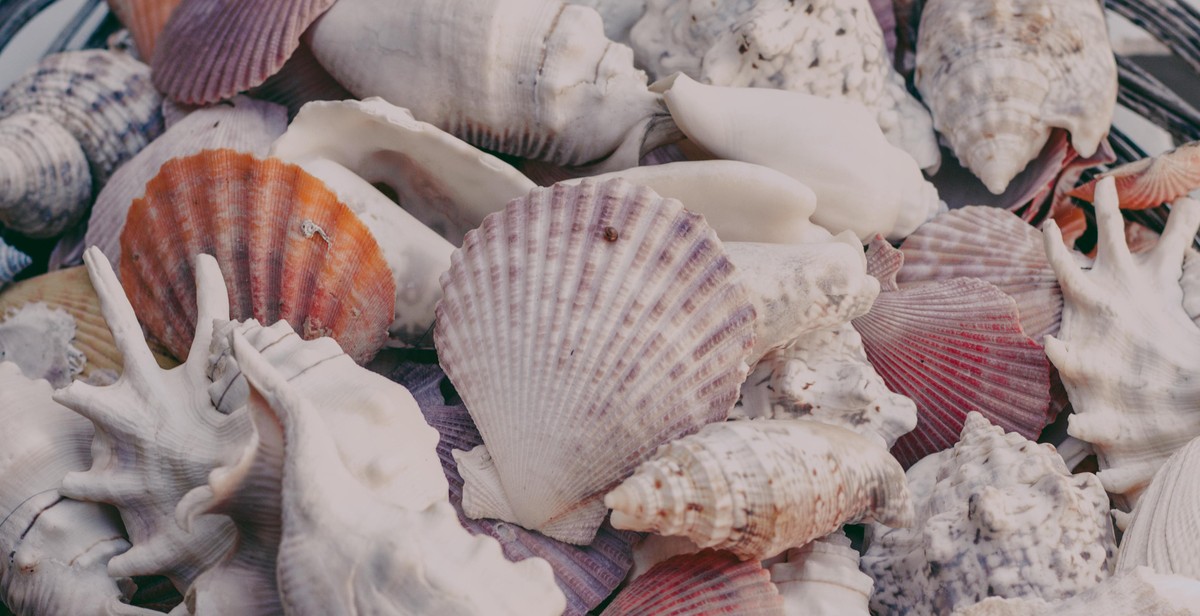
top-left (1069, 141), bottom-right (1200, 210)
top-left (308, 0), bottom-right (670, 170)
top-left (0, 303), bottom-right (85, 387)
top-left (119, 149), bottom-right (395, 364)
top-left (769, 531), bottom-right (873, 616)
top-left (915, 0), bottom-right (1116, 194)
top-left (602, 550), bottom-right (783, 615)
top-left (0, 237), bottom-right (31, 285)
top-left (436, 178), bottom-right (756, 544)
top-left (0, 113), bottom-right (91, 237)
top-left (861, 413), bottom-right (1117, 615)
top-left (1116, 436), bottom-right (1200, 578)
top-left (953, 567), bottom-right (1200, 616)
top-left (1042, 178), bottom-right (1200, 511)
top-left (606, 419), bottom-right (913, 560)
top-left (105, 0), bottom-right (182, 58)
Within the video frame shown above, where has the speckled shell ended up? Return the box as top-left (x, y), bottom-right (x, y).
top-left (1116, 436), bottom-right (1200, 578)
top-left (435, 179), bottom-right (756, 544)
top-left (0, 303), bottom-right (86, 387)
top-left (861, 413), bottom-right (1117, 615)
top-left (1069, 141), bottom-right (1200, 210)
top-left (769, 531), bottom-right (873, 616)
top-left (953, 567), bottom-right (1200, 616)
top-left (308, 0), bottom-right (672, 170)
top-left (119, 149), bottom-right (396, 364)
top-left (606, 419), bottom-right (913, 561)
top-left (0, 113), bottom-right (91, 237)
top-left (915, 0), bottom-right (1116, 194)
top-left (0, 237), bottom-right (31, 285)
top-left (105, 0), bottom-right (182, 58)
top-left (601, 550), bottom-right (783, 615)
top-left (1042, 178), bottom-right (1200, 512)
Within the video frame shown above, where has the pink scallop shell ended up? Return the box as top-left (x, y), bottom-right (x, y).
top-left (601, 549), bottom-right (783, 615)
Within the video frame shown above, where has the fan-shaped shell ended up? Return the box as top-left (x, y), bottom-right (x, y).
top-left (0, 302), bottom-right (86, 387)
top-left (1069, 141), bottom-right (1200, 210)
top-left (606, 419), bottom-right (913, 561)
top-left (915, 0), bottom-right (1116, 194)
top-left (769, 531), bottom-right (873, 616)
top-left (105, 0), bottom-right (182, 58)
top-left (1116, 436), bottom-right (1200, 578)
top-left (119, 148), bottom-right (395, 364)
top-left (152, 0), bottom-right (339, 104)
top-left (435, 178), bottom-right (756, 544)
top-left (248, 42), bottom-right (353, 118)
top-left (602, 550), bottom-right (783, 615)
top-left (0, 237), bottom-right (31, 285)
top-left (0, 113), bottom-right (91, 237)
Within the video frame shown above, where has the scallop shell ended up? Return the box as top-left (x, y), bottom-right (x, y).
top-left (1069, 141), bottom-right (1200, 210)
top-left (119, 148), bottom-right (396, 364)
top-left (1116, 435), bottom-right (1200, 578)
top-left (85, 95), bottom-right (288, 269)
top-left (152, 0), bottom-right (339, 104)
top-left (247, 42), bottom-right (353, 118)
top-left (1042, 178), bottom-right (1200, 511)
top-left (307, 0), bottom-right (673, 170)
top-left (953, 567), bottom-right (1200, 616)
top-left (0, 302), bottom-right (86, 387)
top-left (105, 0), bottom-right (182, 58)
top-left (897, 206), bottom-right (1063, 341)
top-left (914, 0), bottom-right (1116, 194)
top-left (0, 237), bottom-right (31, 285)
top-left (606, 419), bottom-right (913, 561)
top-left (435, 178), bottom-right (757, 544)
top-left (659, 73), bottom-right (941, 241)
top-left (861, 412), bottom-right (1117, 615)
top-left (601, 550), bottom-right (783, 615)
top-left (0, 113), bottom-right (92, 237)
top-left (852, 239), bottom-right (1052, 466)
top-left (769, 531), bottom-right (873, 616)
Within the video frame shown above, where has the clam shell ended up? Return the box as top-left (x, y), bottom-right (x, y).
top-left (601, 550), bottom-right (783, 615)
top-left (0, 237), bottom-right (31, 285)
top-left (105, 0), bottom-right (181, 58)
top-left (119, 148), bottom-right (395, 364)
top-left (769, 531), bottom-right (873, 616)
top-left (152, 0), bottom-right (338, 104)
top-left (0, 113), bottom-right (92, 237)
top-left (953, 567), bottom-right (1200, 616)
top-left (435, 178), bottom-right (756, 543)
top-left (1116, 435), bottom-right (1200, 578)
top-left (1069, 141), bottom-right (1200, 210)
top-left (0, 302), bottom-right (86, 387)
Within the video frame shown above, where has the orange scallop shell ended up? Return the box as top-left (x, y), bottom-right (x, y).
top-left (105, 0), bottom-right (182, 58)
top-left (119, 148), bottom-right (395, 364)
top-left (1068, 142), bottom-right (1200, 210)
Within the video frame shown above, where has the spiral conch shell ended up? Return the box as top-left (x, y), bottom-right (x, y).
top-left (606, 419), bottom-right (913, 561)
top-left (0, 113), bottom-right (91, 238)
top-left (915, 0), bottom-right (1117, 194)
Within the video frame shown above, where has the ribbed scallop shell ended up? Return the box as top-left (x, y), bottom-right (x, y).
top-left (119, 149), bottom-right (395, 364)
top-left (248, 43), bottom-right (353, 118)
top-left (915, 0), bottom-right (1116, 194)
top-left (435, 178), bottom-right (756, 544)
top-left (769, 531), bottom-right (873, 616)
top-left (897, 206), bottom-right (1062, 341)
top-left (0, 237), bottom-right (31, 285)
top-left (605, 419), bottom-right (913, 561)
top-left (0, 113), bottom-right (91, 237)
top-left (1117, 436), bottom-right (1200, 578)
top-left (105, 0), bottom-right (182, 58)
top-left (0, 303), bottom-right (86, 387)
top-left (0, 49), bottom-right (163, 189)
top-left (152, 0), bottom-right (339, 104)
top-left (1069, 141), bottom-right (1200, 210)
top-left (853, 239), bottom-right (1052, 466)
top-left (601, 550), bottom-right (783, 615)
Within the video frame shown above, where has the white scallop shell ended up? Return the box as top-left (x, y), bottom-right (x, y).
top-left (1116, 435), bottom-right (1200, 578)
top-left (0, 302), bottom-right (86, 387)
top-left (953, 567), bottom-right (1200, 616)
top-left (0, 113), bottom-right (92, 237)
top-left (769, 531), bottom-right (873, 616)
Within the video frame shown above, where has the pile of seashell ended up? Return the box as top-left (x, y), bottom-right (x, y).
top-left (3, 0), bottom-right (1200, 614)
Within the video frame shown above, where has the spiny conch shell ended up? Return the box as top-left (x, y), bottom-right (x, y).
top-left (269, 97), bottom-right (535, 245)
top-left (605, 419), bottom-right (913, 561)
top-left (736, 322), bottom-right (918, 450)
top-left (897, 206), bottom-right (1063, 341)
top-left (1042, 177), bottom-right (1200, 512)
top-left (1115, 435), bottom-right (1200, 578)
top-left (435, 178), bottom-right (757, 543)
top-left (852, 238), bottom-right (1052, 467)
top-left (55, 248), bottom-right (247, 592)
top-left (952, 567), bottom-right (1200, 616)
top-left (0, 237), bottom-right (31, 286)
top-left (568, 0), bottom-right (646, 44)
top-left (1069, 141), bottom-right (1200, 210)
top-left (0, 49), bottom-right (164, 189)
top-left (152, 0), bottom-right (338, 104)
top-left (308, 0), bottom-right (674, 171)
top-left (560, 160), bottom-right (829, 244)
top-left (85, 95), bottom-right (288, 270)
top-left (658, 73), bottom-right (941, 241)
top-left (224, 331), bottom-right (567, 615)
top-left (0, 113), bottom-right (91, 237)
top-left (0, 302), bottom-right (85, 387)
top-left (914, 0), bottom-right (1116, 195)
top-left (769, 531), bottom-right (873, 616)
top-left (105, 0), bottom-right (182, 58)
top-left (119, 149), bottom-right (396, 365)
top-left (631, 0), bottom-right (941, 170)
top-left (0, 363), bottom-right (158, 616)
top-left (601, 550), bottom-right (783, 615)
top-left (861, 412), bottom-right (1117, 615)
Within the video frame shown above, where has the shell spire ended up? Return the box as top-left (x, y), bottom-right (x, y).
top-left (0, 236), bottom-right (32, 285)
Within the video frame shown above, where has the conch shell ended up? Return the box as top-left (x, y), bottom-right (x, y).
top-left (769, 531), bottom-right (873, 616)
top-left (953, 567), bottom-right (1200, 616)
top-left (0, 302), bottom-right (86, 387)
top-left (0, 113), bottom-right (91, 237)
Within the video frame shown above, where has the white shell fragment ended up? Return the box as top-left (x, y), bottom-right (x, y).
top-left (0, 113), bottom-right (92, 237)
top-left (0, 302), bottom-right (86, 388)
top-left (861, 412), bottom-right (1117, 615)
top-left (606, 419), bottom-right (913, 561)
top-left (769, 531), bottom-right (873, 616)
top-left (569, 0), bottom-right (646, 44)
top-left (1116, 435), bottom-right (1200, 579)
top-left (953, 567), bottom-right (1200, 616)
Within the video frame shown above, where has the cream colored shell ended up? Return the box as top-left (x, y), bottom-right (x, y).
top-left (1116, 435), bottom-right (1200, 578)
top-left (0, 302), bottom-right (86, 388)
top-left (953, 567), bottom-right (1200, 616)
top-left (769, 531), bottom-right (873, 616)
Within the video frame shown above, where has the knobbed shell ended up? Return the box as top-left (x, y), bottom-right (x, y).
top-left (861, 413), bottom-right (1117, 615)
top-left (0, 113), bottom-right (91, 237)
top-left (0, 303), bottom-right (86, 387)
top-left (435, 178), bottom-right (756, 544)
top-left (601, 550), bottom-right (783, 615)
top-left (1116, 435), bottom-right (1200, 578)
top-left (606, 419), bottom-right (913, 561)
top-left (769, 531), bottom-right (873, 616)
top-left (0, 237), bottom-right (31, 286)
top-left (915, 0), bottom-right (1116, 194)
top-left (953, 567), bottom-right (1200, 616)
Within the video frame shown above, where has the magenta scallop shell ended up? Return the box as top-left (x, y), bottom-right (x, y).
top-left (601, 550), bottom-right (783, 616)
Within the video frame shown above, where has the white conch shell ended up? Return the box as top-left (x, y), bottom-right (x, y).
top-left (269, 98), bottom-right (536, 245)
top-left (225, 331), bottom-right (566, 615)
top-left (659, 73), bottom-right (941, 241)
top-left (0, 363), bottom-right (157, 616)
top-left (861, 412), bottom-right (1116, 615)
top-left (953, 567), bottom-right (1200, 616)
top-left (632, 0), bottom-right (940, 170)
top-left (915, 0), bottom-right (1116, 194)
top-left (0, 113), bottom-right (91, 237)
top-left (1042, 178), bottom-right (1200, 511)
top-left (308, 0), bottom-right (671, 170)
top-left (606, 419), bottom-right (913, 561)
top-left (1116, 435), bottom-right (1200, 578)
top-left (737, 322), bottom-right (918, 449)
top-left (0, 302), bottom-right (86, 387)
top-left (769, 531), bottom-right (872, 616)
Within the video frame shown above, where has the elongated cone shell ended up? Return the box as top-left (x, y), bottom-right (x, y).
top-left (0, 237), bottom-right (31, 285)
top-left (119, 149), bottom-right (395, 364)
top-left (1117, 436), bottom-right (1200, 578)
top-left (602, 550), bottom-right (784, 615)
top-left (436, 178), bottom-right (756, 544)
top-left (0, 113), bottom-right (91, 237)
top-left (606, 419), bottom-right (913, 561)
top-left (105, 0), bottom-right (182, 58)
top-left (1069, 141), bottom-right (1200, 210)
